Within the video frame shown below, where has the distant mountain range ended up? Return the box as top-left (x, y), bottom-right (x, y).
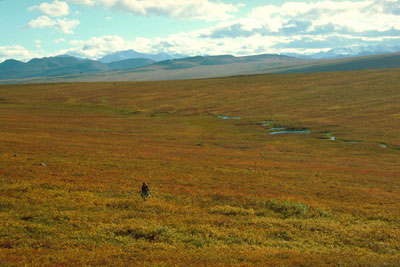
top-left (98, 49), bottom-right (186, 63)
top-left (0, 56), bottom-right (155, 80)
top-left (95, 45), bottom-right (400, 62)
top-left (283, 45), bottom-right (400, 59)
top-left (1, 51), bottom-right (400, 84)
top-left (0, 53), bottom-right (304, 81)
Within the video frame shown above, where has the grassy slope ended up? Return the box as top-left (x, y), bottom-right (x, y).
top-left (2, 53), bottom-right (400, 84)
top-left (0, 55), bottom-right (311, 84)
top-left (279, 53), bottom-right (400, 74)
top-left (0, 69), bottom-right (400, 266)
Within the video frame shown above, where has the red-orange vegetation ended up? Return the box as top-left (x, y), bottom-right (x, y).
top-left (1, 69), bottom-right (400, 265)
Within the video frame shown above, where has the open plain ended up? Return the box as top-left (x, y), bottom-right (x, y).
top-left (1, 69), bottom-right (400, 266)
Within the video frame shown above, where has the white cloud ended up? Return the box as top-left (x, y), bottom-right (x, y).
top-left (7, 0), bottom-right (400, 63)
top-left (29, 0), bottom-right (69, 17)
top-left (60, 32), bottom-right (288, 60)
top-left (35, 40), bottom-right (42, 48)
top-left (196, 0), bottom-right (400, 40)
top-left (70, 0), bottom-right (93, 5)
top-left (26, 16), bottom-right (54, 29)
top-left (190, 0), bottom-right (400, 53)
top-left (253, 0), bottom-right (400, 34)
top-left (64, 35), bottom-right (132, 58)
top-left (45, 0), bottom-right (400, 59)
top-left (0, 45), bottom-right (38, 63)
top-left (55, 38), bottom-right (66, 43)
top-left (68, 0), bottom-right (243, 21)
top-left (25, 16), bottom-right (80, 34)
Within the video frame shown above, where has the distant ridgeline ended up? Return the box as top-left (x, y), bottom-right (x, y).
top-left (0, 53), bottom-right (400, 83)
top-left (0, 56), bottom-right (156, 80)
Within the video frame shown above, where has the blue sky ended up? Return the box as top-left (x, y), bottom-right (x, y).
top-left (0, 0), bottom-right (399, 62)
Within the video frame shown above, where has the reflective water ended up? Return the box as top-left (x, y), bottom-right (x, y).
top-left (218, 115), bottom-right (241, 120)
top-left (342, 140), bottom-right (361, 143)
top-left (261, 120), bottom-right (276, 126)
top-left (270, 130), bottom-right (310, 135)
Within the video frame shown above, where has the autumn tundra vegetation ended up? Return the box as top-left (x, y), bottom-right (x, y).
top-left (0, 69), bottom-right (400, 266)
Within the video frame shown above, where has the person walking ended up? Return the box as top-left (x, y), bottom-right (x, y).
top-left (141, 182), bottom-right (150, 200)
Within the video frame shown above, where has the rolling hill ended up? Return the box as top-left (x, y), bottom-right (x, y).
top-left (278, 53), bottom-right (400, 73)
top-left (105, 58), bottom-right (156, 70)
top-left (0, 53), bottom-right (399, 84)
top-left (98, 49), bottom-right (185, 63)
top-left (0, 56), bottom-right (156, 80)
top-left (0, 57), bottom-right (109, 79)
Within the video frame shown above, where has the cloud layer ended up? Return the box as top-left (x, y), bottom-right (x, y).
top-left (0, 45), bottom-right (38, 63)
top-left (25, 16), bottom-right (80, 34)
top-left (66, 35), bottom-right (129, 58)
top-left (68, 0), bottom-right (243, 21)
top-left (61, 0), bottom-right (400, 60)
top-left (5, 0), bottom-right (400, 62)
top-left (200, 0), bottom-right (400, 50)
top-left (29, 0), bottom-right (69, 17)
top-left (26, 1), bottom-right (79, 34)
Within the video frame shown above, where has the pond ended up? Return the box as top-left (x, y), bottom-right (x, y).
top-left (341, 140), bottom-right (361, 143)
top-left (258, 120), bottom-right (396, 151)
top-left (217, 115), bottom-right (241, 120)
top-left (261, 120), bottom-right (276, 126)
top-left (270, 130), bottom-right (311, 135)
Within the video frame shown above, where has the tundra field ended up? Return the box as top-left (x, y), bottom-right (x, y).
top-left (1, 69), bottom-right (400, 266)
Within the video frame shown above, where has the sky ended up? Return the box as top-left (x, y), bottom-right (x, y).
top-left (0, 0), bottom-right (400, 62)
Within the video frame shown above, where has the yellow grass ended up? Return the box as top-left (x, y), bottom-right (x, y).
top-left (1, 69), bottom-right (400, 266)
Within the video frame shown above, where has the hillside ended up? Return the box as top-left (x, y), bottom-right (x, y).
top-left (0, 69), bottom-right (399, 265)
top-left (279, 53), bottom-right (400, 73)
top-left (98, 49), bottom-right (178, 63)
top-left (1, 53), bottom-right (399, 84)
top-left (106, 58), bottom-right (156, 70)
top-left (0, 56), bottom-right (156, 80)
top-left (0, 57), bottom-right (110, 79)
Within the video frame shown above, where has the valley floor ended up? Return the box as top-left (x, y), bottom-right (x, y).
top-left (1, 69), bottom-right (400, 266)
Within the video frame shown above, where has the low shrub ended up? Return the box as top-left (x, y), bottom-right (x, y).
top-left (264, 199), bottom-right (329, 219)
top-left (210, 205), bottom-right (254, 216)
top-left (114, 225), bottom-right (173, 242)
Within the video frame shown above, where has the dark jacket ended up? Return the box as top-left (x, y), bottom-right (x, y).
top-left (141, 183), bottom-right (149, 193)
